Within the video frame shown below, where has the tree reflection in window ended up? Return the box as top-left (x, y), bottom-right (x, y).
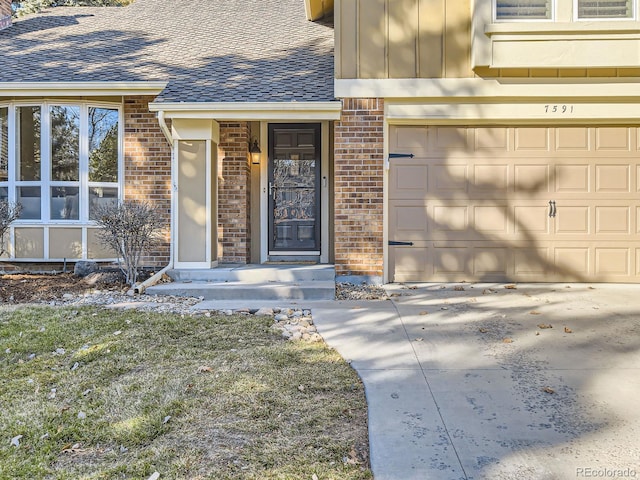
top-left (50, 106), bottom-right (80, 181)
top-left (272, 158), bottom-right (316, 223)
top-left (89, 107), bottom-right (119, 183)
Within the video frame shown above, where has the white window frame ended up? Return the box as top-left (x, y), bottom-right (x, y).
top-left (494, 0), bottom-right (556, 22)
top-left (0, 100), bottom-right (123, 226)
top-left (573, 0), bottom-right (636, 21)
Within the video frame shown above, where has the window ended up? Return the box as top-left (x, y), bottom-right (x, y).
top-left (0, 102), bottom-right (122, 223)
top-left (16, 106), bottom-right (42, 219)
top-left (0, 107), bottom-right (7, 183)
top-left (577, 0), bottom-right (633, 18)
top-left (496, 0), bottom-right (552, 19)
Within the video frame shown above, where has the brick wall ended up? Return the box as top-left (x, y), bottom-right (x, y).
top-left (334, 98), bottom-right (385, 279)
top-left (0, 0), bottom-right (10, 31)
top-left (123, 95), bottom-right (171, 266)
top-left (218, 122), bottom-right (251, 264)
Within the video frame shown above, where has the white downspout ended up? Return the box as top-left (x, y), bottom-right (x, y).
top-left (135, 110), bottom-right (175, 294)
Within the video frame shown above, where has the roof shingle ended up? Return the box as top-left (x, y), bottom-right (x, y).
top-left (0, 0), bottom-right (335, 103)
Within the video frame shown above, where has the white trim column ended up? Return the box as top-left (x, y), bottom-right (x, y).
top-left (171, 119), bottom-right (220, 269)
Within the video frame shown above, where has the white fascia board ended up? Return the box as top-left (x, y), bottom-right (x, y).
top-left (335, 78), bottom-right (640, 100)
top-left (148, 101), bottom-right (342, 121)
top-left (0, 81), bottom-right (167, 97)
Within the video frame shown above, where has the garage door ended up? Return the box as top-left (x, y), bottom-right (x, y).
top-left (389, 126), bottom-right (640, 282)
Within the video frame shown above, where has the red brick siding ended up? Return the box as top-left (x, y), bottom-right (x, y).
top-left (0, 0), bottom-right (10, 30)
top-left (334, 98), bottom-right (385, 278)
top-left (218, 122), bottom-right (251, 264)
top-left (123, 95), bottom-right (171, 266)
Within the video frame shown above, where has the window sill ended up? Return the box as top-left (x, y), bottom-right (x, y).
top-left (486, 21), bottom-right (640, 37)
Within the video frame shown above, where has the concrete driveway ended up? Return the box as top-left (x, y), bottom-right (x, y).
top-left (312, 283), bottom-right (640, 480)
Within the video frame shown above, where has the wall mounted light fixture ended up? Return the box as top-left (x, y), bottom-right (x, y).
top-left (249, 138), bottom-right (261, 165)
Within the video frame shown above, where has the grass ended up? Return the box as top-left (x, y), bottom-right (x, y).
top-left (0, 306), bottom-right (371, 479)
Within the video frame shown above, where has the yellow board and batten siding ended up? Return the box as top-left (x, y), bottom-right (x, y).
top-left (335, 0), bottom-right (473, 79)
top-left (335, 0), bottom-right (640, 79)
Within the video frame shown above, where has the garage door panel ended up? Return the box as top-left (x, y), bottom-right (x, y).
top-left (474, 205), bottom-right (509, 233)
top-left (433, 205), bottom-right (468, 232)
top-left (556, 127), bottom-right (590, 151)
top-left (432, 127), bottom-right (469, 153)
top-left (431, 164), bottom-right (468, 193)
top-left (391, 246), bottom-right (430, 282)
top-left (474, 127), bottom-right (508, 151)
top-left (554, 247), bottom-right (590, 277)
top-left (389, 125), bottom-right (640, 283)
top-left (555, 206), bottom-right (591, 235)
top-left (515, 164), bottom-right (550, 194)
top-left (393, 126), bottom-right (428, 152)
top-left (514, 206), bottom-right (551, 236)
top-left (595, 248), bottom-right (630, 276)
top-left (389, 162), bottom-right (428, 199)
top-left (514, 247), bottom-right (550, 277)
top-left (389, 201), bottom-right (429, 241)
top-left (595, 127), bottom-right (632, 152)
top-left (473, 164), bottom-right (509, 193)
top-left (473, 248), bottom-right (508, 276)
top-left (433, 243), bottom-right (469, 275)
top-left (595, 206), bottom-right (630, 235)
top-left (595, 164), bottom-right (630, 193)
top-left (514, 128), bottom-right (551, 151)
top-left (555, 164), bottom-right (591, 193)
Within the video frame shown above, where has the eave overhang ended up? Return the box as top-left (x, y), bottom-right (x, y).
top-left (0, 81), bottom-right (168, 97)
top-left (148, 101), bottom-right (342, 121)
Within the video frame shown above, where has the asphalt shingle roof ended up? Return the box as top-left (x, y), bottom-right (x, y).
top-left (0, 0), bottom-right (335, 103)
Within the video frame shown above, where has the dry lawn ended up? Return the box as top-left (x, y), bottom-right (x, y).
top-left (0, 305), bottom-right (371, 479)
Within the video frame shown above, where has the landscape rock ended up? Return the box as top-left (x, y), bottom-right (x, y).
top-left (73, 261), bottom-right (99, 278)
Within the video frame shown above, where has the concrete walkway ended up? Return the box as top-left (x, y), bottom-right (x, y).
top-left (312, 284), bottom-right (640, 480)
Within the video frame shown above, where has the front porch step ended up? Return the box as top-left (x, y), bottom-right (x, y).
top-left (145, 280), bottom-right (336, 301)
top-left (166, 264), bottom-right (335, 283)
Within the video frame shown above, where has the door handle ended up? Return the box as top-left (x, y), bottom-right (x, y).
top-left (548, 200), bottom-right (557, 218)
top-left (269, 182), bottom-right (275, 199)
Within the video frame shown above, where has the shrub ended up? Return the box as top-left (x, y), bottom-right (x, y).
top-left (93, 200), bottom-right (162, 286)
top-left (0, 200), bottom-right (21, 257)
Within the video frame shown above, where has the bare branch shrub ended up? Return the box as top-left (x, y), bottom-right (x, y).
top-left (93, 200), bottom-right (162, 286)
top-left (0, 200), bottom-right (21, 257)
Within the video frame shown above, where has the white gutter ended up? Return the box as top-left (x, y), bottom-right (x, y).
top-left (0, 81), bottom-right (167, 97)
top-left (134, 110), bottom-right (175, 295)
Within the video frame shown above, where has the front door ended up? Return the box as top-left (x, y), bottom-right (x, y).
top-left (268, 124), bottom-right (321, 254)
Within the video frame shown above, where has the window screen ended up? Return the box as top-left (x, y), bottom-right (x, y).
top-left (496, 0), bottom-right (552, 19)
top-left (577, 0), bottom-right (632, 18)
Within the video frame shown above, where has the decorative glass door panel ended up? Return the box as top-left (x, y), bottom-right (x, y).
top-left (268, 124), bottom-right (321, 252)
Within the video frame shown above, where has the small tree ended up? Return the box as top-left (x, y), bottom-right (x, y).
top-left (0, 200), bottom-right (21, 257)
top-left (93, 200), bottom-right (162, 287)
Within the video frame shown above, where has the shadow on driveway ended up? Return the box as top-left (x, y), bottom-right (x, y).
top-left (313, 283), bottom-right (640, 480)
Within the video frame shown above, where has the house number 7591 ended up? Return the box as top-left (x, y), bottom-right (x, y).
top-left (544, 104), bottom-right (574, 114)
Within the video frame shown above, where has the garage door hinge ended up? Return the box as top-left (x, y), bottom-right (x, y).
top-left (389, 240), bottom-right (414, 246)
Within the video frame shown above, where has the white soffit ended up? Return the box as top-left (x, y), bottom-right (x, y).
top-left (148, 101), bottom-right (342, 121)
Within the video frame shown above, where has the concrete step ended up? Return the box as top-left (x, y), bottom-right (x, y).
top-left (167, 264), bottom-right (335, 283)
top-left (145, 280), bottom-right (336, 301)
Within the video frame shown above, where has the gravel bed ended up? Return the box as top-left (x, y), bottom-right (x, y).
top-left (336, 282), bottom-right (388, 300)
top-left (39, 291), bottom-right (322, 342)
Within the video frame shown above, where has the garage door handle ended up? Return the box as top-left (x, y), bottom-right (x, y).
top-left (389, 241), bottom-right (414, 246)
top-left (549, 200), bottom-right (556, 218)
